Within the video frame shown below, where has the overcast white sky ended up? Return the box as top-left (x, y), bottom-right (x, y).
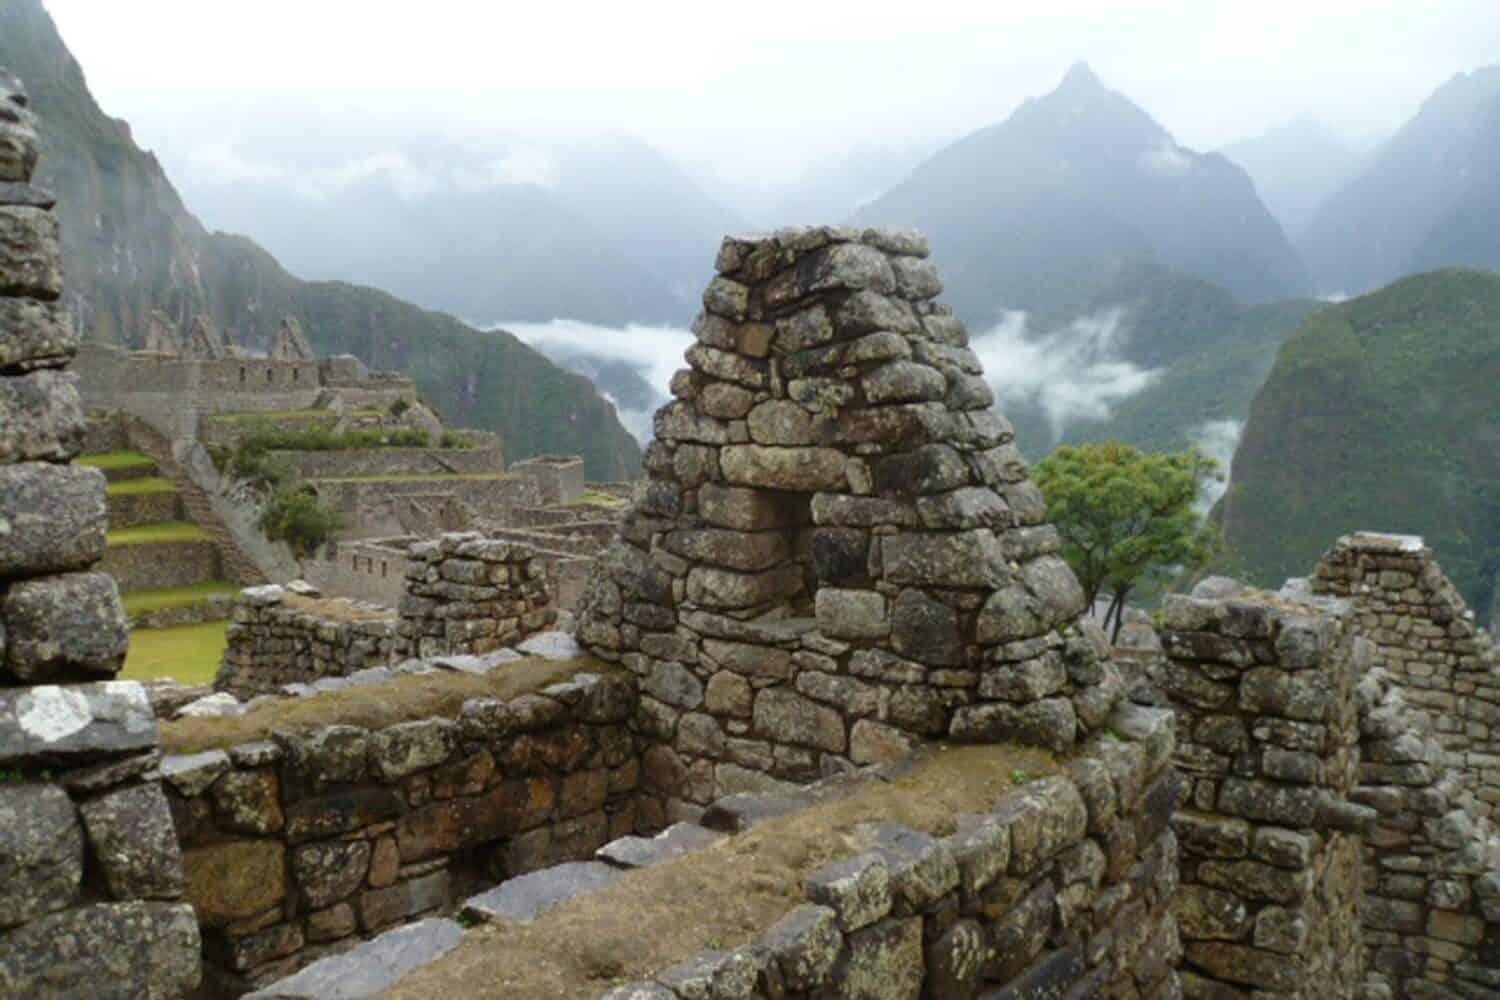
top-left (43, 0), bottom-right (1500, 190)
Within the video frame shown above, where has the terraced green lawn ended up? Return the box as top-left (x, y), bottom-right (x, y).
top-left (121, 621), bottom-right (228, 685)
top-left (78, 450), bottom-right (154, 471)
top-left (314, 473), bottom-right (514, 483)
top-left (108, 521), bottom-right (211, 545)
top-left (123, 582), bottom-right (243, 617)
top-left (107, 476), bottom-right (177, 496)
top-left (204, 408), bottom-right (383, 423)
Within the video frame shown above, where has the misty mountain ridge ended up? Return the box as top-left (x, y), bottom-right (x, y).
top-left (1220, 115), bottom-right (1365, 239)
top-left (1299, 63), bottom-right (1500, 295)
top-left (0, 0), bottom-right (644, 479)
top-left (174, 126), bottom-right (749, 326)
top-left (855, 61), bottom-right (1313, 324)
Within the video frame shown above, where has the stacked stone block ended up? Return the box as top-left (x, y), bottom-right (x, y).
top-left (576, 226), bottom-right (1117, 813)
top-left (216, 586), bottom-right (399, 698)
top-left (167, 671), bottom-right (637, 994)
top-left (603, 707), bottom-right (1182, 1000)
top-left (1313, 532), bottom-right (1500, 819)
top-left (1160, 587), bottom-right (1371, 998)
top-left (395, 533), bottom-right (555, 659)
top-left (1353, 667), bottom-right (1500, 998)
top-left (0, 68), bottom-right (200, 998)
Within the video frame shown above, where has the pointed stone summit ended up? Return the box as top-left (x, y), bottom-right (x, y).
top-left (575, 226), bottom-right (1119, 807)
top-left (269, 316), bottom-right (315, 361)
top-left (181, 314), bottom-right (226, 360)
top-left (1057, 60), bottom-right (1105, 94)
top-left (142, 309), bottom-right (181, 356)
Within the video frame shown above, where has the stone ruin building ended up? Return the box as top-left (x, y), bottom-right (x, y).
top-left (574, 226), bottom-right (1109, 809)
top-left (5, 63), bottom-right (1500, 1000)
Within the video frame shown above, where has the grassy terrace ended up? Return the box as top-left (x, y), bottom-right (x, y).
top-left (571, 490), bottom-right (628, 508)
top-left (313, 472), bottom-right (514, 484)
top-left (162, 656), bottom-right (607, 753)
top-left (78, 450), bottom-right (154, 471)
top-left (107, 476), bottom-right (177, 497)
top-left (123, 582), bottom-right (242, 617)
top-left (108, 521), bottom-right (211, 546)
top-left (121, 621), bottom-right (229, 687)
top-left (204, 408), bottom-right (383, 423)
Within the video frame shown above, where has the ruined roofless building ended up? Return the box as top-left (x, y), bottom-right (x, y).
top-left (576, 226), bottom-right (1117, 809)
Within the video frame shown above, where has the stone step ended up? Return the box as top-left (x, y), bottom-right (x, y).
top-left (460, 861), bottom-right (622, 924)
top-left (243, 917), bottom-right (464, 1000)
top-left (106, 479), bottom-right (183, 530)
top-left (77, 450), bottom-right (157, 483)
top-left (595, 822), bottom-right (725, 870)
top-left (101, 522), bottom-right (223, 592)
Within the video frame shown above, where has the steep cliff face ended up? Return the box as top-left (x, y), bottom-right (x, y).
top-left (0, 0), bottom-right (643, 480)
top-left (1299, 64), bottom-right (1500, 296)
top-left (1221, 269), bottom-right (1500, 617)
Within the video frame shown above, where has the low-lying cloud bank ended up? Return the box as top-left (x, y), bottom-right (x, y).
top-left (502, 308), bottom-right (1162, 448)
top-left (498, 319), bottom-right (692, 443)
top-left (969, 308), bottom-right (1157, 443)
top-left (1190, 418), bottom-right (1243, 511)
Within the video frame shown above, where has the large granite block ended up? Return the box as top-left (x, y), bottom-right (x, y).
top-left (0, 369), bottom-right (86, 464)
top-left (0, 682), bottom-right (157, 765)
top-left (0, 462), bottom-right (107, 577)
top-left (1, 571), bottom-right (128, 682)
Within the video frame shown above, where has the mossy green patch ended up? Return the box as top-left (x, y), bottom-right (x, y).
top-left (78, 450), bottom-right (154, 470)
top-left (108, 521), bottom-right (212, 546)
top-left (123, 582), bottom-right (243, 617)
top-left (107, 476), bottom-right (177, 497)
top-left (120, 621), bottom-right (228, 685)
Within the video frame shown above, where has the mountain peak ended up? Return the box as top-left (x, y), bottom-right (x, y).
top-left (1057, 61), bottom-right (1105, 94)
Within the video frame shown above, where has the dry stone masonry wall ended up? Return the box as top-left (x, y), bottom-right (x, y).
top-left (601, 709), bottom-right (1183, 1000)
top-left (1313, 533), bottom-right (1500, 820)
top-left (576, 226), bottom-right (1121, 814)
top-left (395, 533), bottom-right (555, 659)
top-left (1354, 668), bottom-right (1500, 998)
top-left (0, 68), bottom-right (200, 999)
top-left (1159, 586), bottom-right (1371, 999)
top-left (216, 588), bottom-right (400, 699)
top-left (165, 670), bottom-right (638, 995)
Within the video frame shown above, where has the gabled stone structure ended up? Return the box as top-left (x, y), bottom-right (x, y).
top-left (269, 316), bottom-right (315, 361)
top-left (144, 308), bottom-right (183, 356)
top-left (576, 227), bottom-right (1117, 810)
top-left (183, 313), bottom-right (227, 359)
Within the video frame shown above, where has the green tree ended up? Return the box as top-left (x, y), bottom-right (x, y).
top-left (1033, 441), bottom-right (1220, 641)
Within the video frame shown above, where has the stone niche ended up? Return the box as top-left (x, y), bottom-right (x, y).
top-left (575, 226), bottom-right (1123, 814)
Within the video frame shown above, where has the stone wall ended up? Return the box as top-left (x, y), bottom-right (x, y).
top-left (302, 537), bottom-right (415, 609)
top-left (1312, 532), bottom-right (1500, 820)
top-left (1159, 585), bottom-right (1372, 998)
top-left (395, 534), bottom-right (555, 660)
top-left (511, 454), bottom-right (586, 506)
top-left (215, 587), bottom-right (399, 699)
top-left (165, 670), bottom-right (638, 995)
top-left (1354, 668), bottom-right (1500, 998)
top-left (576, 226), bottom-right (1120, 813)
top-left (0, 68), bottom-right (200, 998)
top-left (73, 343), bottom-right (416, 443)
top-left (600, 707), bottom-right (1183, 1000)
top-left (270, 435), bottom-right (504, 481)
top-left (101, 535), bottom-right (224, 591)
top-left (314, 474), bottom-right (542, 539)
